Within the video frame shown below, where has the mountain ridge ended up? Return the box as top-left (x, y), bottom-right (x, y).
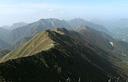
top-left (0, 28), bottom-right (128, 81)
top-left (0, 18), bottom-right (109, 48)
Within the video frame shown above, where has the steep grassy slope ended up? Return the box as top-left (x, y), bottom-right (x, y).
top-left (0, 49), bottom-right (10, 58)
top-left (1, 31), bottom-right (54, 62)
top-left (0, 47), bottom-right (111, 82)
top-left (0, 28), bottom-right (128, 82)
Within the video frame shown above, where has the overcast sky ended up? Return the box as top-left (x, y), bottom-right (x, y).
top-left (0, 0), bottom-right (128, 26)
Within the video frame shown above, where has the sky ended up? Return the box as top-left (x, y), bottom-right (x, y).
top-left (0, 0), bottom-right (128, 26)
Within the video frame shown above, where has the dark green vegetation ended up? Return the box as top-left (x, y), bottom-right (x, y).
top-left (0, 27), bottom-right (128, 82)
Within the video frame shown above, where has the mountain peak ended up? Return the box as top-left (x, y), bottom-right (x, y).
top-left (39, 18), bottom-right (62, 21)
top-left (0, 28), bottom-right (70, 62)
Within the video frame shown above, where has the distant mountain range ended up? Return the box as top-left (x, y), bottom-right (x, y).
top-left (106, 19), bottom-right (128, 42)
top-left (69, 18), bottom-right (109, 33)
top-left (1, 22), bottom-right (27, 30)
top-left (0, 28), bottom-right (10, 44)
top-left (0, 18), bottom-right (108, 49)
top-left (92, 18), bottom-right (128, 42)
top-left (0, 39), bottom-right (10, 49)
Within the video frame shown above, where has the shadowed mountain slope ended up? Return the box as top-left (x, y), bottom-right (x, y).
top-left (0, 28), bottom-right (128, 82)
